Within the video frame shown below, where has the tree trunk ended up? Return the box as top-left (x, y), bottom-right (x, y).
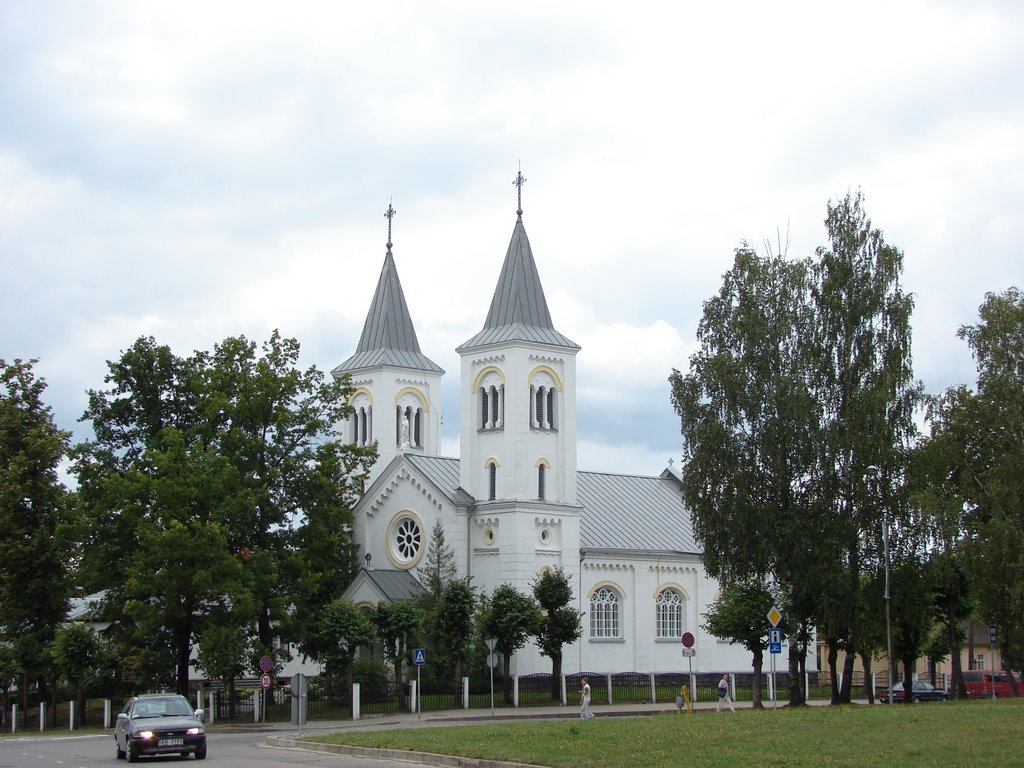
top-left (787, 643), bottom-right (806, 706)
top-left (751, 650), bottom-right (764, 708)
top-left (75, 678), bottom-right (86, 727)
top-left (828, 644), bottom-right (840, 703)
top-left (502, 654), bottom-right (513, 704)
top-left (859, 652), bottom-right (874, 704)
top-left (394, 657), bottom-right (406, 710)
top-left (453, 658), bottom-right (463, 691)
top-left (550, 653), bottom-right (562, 701)
top-left (176, 625), bottom-right (191, 696)
top-left (839, 650), bottom-right (855, 703)
top-left (948, 618), bottom-right (965, 699)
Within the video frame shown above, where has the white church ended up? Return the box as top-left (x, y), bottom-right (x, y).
top-left (335, 178), bottom-right (759, 677)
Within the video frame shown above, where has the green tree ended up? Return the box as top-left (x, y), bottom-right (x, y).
top-left (909, 415), bottom-right (973, 699)
top-left (52, 623), bottom-right (101, 727)
top-left (285, 439), bottom-right (367, 665)
top-left (532, 568), bottom-right (582, 700)
top-left (0, 359), bottom-right (74, 711)
top-left (955, 288), bottom-right (1024, 684)
top-left (422, 521), bottom-right (458, 602)
top-left (669, 246), bottom-right (819, 705)
top-left (479, 584), bottom-right (542, 703)
top-left (701, 578), bottom-right (780, 709)
top-left (419, 522), bottom-right (461, 685)
top-left (318, 598), bottom-right (375, 691)
top-left (73, 333), bottom-right (371, 693)
top-left (372, 599), bottom-right (423, 710)
top-left (808, 191), bottom-right (921, 703)
top-left (195, 622), bottom-right (251, 717)
top-left (195, 332), bottom-right (373, 669)
top-left (434, 578), bottom-right (477, 688)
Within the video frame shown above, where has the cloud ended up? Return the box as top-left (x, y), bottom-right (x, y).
top-left (2, 0), bottom-right (1022, 480)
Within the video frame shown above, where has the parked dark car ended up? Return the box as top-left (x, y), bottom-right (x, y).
top-left (114, 693), bottom-right (207, 762)
top-left (880, 680), bottom-right (948, 703)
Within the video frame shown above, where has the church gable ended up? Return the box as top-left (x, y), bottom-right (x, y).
top-left (354, 454), bottom-right (469, 580)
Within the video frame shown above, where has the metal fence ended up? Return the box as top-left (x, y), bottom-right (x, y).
top-left (0, 667), bottom-right (920, 732)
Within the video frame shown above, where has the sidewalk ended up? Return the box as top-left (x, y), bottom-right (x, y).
top-left (260, 694), bottom-right (808, 735)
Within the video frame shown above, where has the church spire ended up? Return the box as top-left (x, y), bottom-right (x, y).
top-left (457, 170), bottom-right (578, 352)
top-left (332, 201), bottom-right (444, 376)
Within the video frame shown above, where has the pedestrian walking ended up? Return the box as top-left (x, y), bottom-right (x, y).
top-left (580, 677), bottom-right (595, 719)
top-left (717, 673), bottom-right (735, 712)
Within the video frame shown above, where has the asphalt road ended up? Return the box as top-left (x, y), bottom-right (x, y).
top-left (0, 727), bottom-right (428, 768)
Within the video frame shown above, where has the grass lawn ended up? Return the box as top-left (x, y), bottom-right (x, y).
top-left (309, 699), bottom-right (1024, 768)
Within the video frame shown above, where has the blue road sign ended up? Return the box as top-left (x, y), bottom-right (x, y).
top-left (413, 648), bottom-right (427, 666)
top-left (769, 628), bottom-right (782, 645)
top-left (770, 642), bottom-right (782, 655)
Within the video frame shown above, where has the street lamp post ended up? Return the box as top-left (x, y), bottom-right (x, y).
top-left (866, 465), bottom-right (894, 705)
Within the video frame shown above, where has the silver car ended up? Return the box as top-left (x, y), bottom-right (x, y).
top-left (114, 693), bottom-right (207, 762)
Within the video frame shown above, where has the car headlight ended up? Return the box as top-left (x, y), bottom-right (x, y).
top-left (187, 727), bottom-right (203, 735)
top-left (136, 730), bottom-right (154, 739)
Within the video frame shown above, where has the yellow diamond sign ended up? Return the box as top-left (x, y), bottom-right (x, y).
top-left (767, 607), bottom-right (782, 627)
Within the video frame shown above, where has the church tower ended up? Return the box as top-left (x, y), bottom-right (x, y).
top-left (456, 172), bottom-right (582, 591)
top-left (332, 203), bottom-right (444, 486)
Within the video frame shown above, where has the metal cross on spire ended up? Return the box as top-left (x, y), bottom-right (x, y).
top-left (513, 165), bottom-right (526, 216)
top-left (385, 199), bottom-right (397, 249)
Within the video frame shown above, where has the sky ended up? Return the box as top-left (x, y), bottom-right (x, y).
top-left (2, 0), bottom-right (1022, 477)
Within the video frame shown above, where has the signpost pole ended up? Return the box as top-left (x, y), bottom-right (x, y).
top-left (990, 625), bottom-right (997, 701)
top-left (767, 608), bottom-right (782, 710)
top-left (485, 638), bottom-right (498, 717)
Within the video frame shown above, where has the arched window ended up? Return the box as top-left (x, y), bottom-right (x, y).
top-left (656, 588), bottom-right (686, 639)
top-left (487, 461), bottom-right (497, 500)
top-left (353, 406), bottom-right (372, 446)
top-left (529, 371), bottom-right (558, 431)
top-left (590, 587), bottom-right (621, 639)
top-left (477, 371), bottom-right (505, 431)
top-left (538, 464), bottom-right (546, 500)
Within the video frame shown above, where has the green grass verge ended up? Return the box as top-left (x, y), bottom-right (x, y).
top-left (309, 699), bottom-right (1024, 768)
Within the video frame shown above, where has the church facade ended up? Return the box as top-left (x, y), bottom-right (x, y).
top-left (333, 186), bottom-right (760, 676)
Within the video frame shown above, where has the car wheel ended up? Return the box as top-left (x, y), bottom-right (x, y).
top-left (115, 738), bottom-right (126, 760)
top-left (127, 742), bottom-right (139, 763)
top-left (194, 743), bottom-right (207, 760)
top-left (913, 696), bottom-right (921, 703)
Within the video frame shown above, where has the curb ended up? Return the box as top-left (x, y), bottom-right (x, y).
top-left (265, 735), bottom-right (548, 768)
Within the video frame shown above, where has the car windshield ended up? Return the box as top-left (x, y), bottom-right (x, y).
top-left (133, 698), bottom-right (194, 718)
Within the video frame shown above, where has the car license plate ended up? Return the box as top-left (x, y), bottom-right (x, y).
top-left (159, 738), bottom-right (184, 746)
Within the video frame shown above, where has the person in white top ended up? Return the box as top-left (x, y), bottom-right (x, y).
top-left (580, 677), bottom-right (595, 719)
top-left (717, 673), bottom-right (735, 712)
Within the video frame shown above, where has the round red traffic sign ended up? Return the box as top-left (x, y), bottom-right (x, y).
top-left (259, 655), bottom-right (273, 673)
top-left (260, 673), bottom-right (272, 689)
top-left (681, 631), bottom-right (695, 648)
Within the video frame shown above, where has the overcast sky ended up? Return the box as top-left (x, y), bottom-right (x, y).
top-left (2, 1), bottom-right (1022, 477)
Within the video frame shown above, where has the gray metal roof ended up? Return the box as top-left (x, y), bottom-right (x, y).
top-left (333, 249), bottom-right (444, 376)
top-left (577, 470), bottom-right (696, 554)
top-left (402, 455), bottom-right (696, 555)
top-left (457, 215), bottom-right (579, 352)
top-left (362, 568), bottom-right (427, 601)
